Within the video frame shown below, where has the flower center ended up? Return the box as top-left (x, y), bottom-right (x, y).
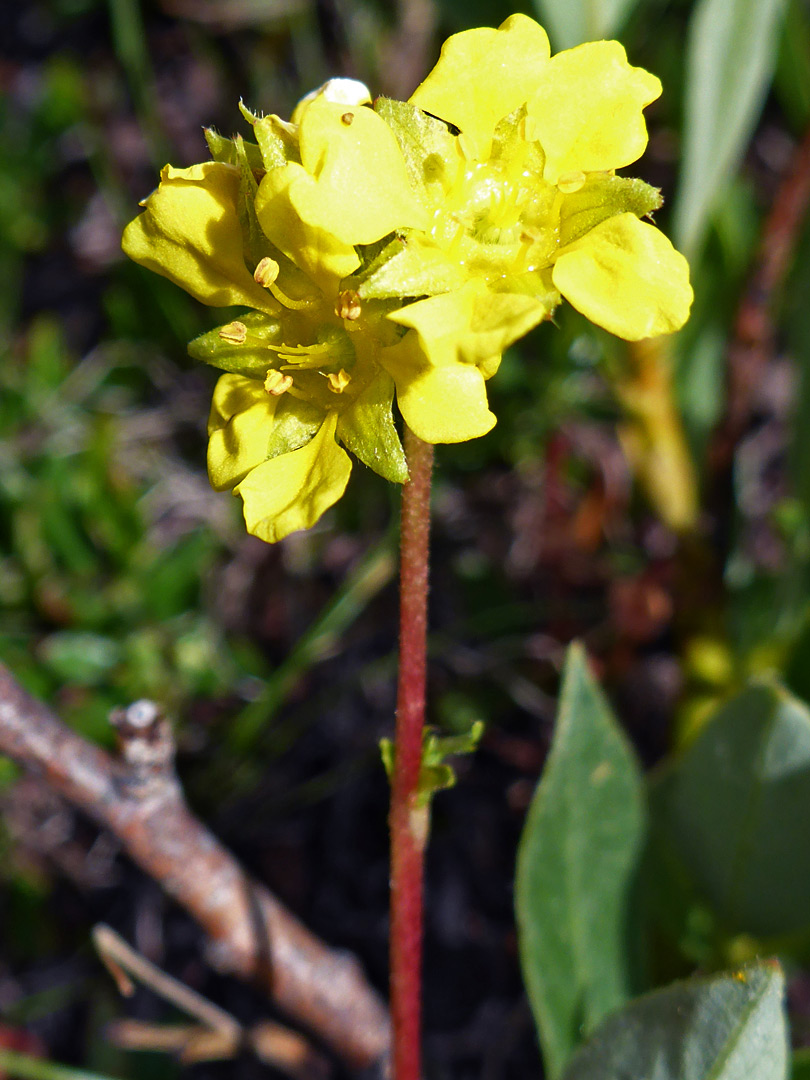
top-left (429, 152), bottom-right (560, 281)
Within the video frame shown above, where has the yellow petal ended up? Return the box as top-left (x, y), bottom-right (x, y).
top-left (552, 213), bottom-right (693, 340)
top-left (382, 333), bottom-right (496, 444)
top-left (298, 97), bottom-right (426, 240)
top-left (257, 94), bottom-right (426, 278)
top-left (206, 373), bottom-right (278, 491)
top-left (381, 284), bottom-right (496, 443)
top-left (255, 165), bottom-right (360, 292)
top-left (234, 413), bottom-right (352, 543)
top-left (467, 289), bottom-right (552, 362)
top-left (527, 41), bottom-right (661, 184)
top-left (410, 14), bottom-right (550, 161)
top-left (122, 162), bottom-right (277, 313)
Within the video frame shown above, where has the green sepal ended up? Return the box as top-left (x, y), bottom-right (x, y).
top-left (204, 128), bottom-right (264, 172)
top-left (233, 133), bottom-right (273, 269)
top-left (188, 310), bottom-right (281, 378)
top-left (354, 233), bottom-right (466, 301)
top-left (239, 101), bottom-right (299, 168)
top-left (231, 135), bottom-right (311, 298)
top-left (374, 97), bottom-right (458, 199)
top-left (490, 105), bottom-right (546, 177)
top-left (337, 371), bottom-right (408, 483)
top-left (380, 720), bottom-right (485, 807)
top-left (559, 176), bottom-right (663, 249)
top-left (265, 397), bottom-right (324, 461)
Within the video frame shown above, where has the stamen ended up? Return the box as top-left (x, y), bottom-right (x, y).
top-left (269, 285), bottom-right (316, 311)
top-left (271, 341), bottom-right (332, 368)
top-left (254, 257), bottom-right (280, 287)
top-left (218, 321), bottom-right (247, 344)
top-left (253, 255), bottom-right (316, 311)
top-left (264, 370), bottom-right (294, 396)
top-left (336, 290), bottom-right (362, 321)
top-left (326, 369), bottom-right (351, 393)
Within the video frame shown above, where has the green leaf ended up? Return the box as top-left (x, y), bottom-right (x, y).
top-left (793, 1049), bottom-right (810, 1079)
top-left (0, 1047), bottom-right (125, 1080)
top-left (380, 721), bottom-right (484, 805)
top-left (673, 0), bottom-right (789, 262)
top-left (337, 371), bottom-right (408, 483)
top-left (417, 720), bottom-right (484, 804)
top-left (530, 0), bottom-right (642, 50)
top-left (651, 680), bottom-right (810, 936)
top-left (775, 0), bottom-right (810, 132)
top-left (560, 963), bottom-right (788, 1080)
top-left (515, 643), bottom-right (646, 1079)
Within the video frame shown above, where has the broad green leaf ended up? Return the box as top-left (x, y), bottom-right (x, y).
top-left (673, 0), bottom-right (789, 261)
top-left (775, 0), bottom-right (810, 132)
top-left (515, 643), bottom-right (646, 1079)
top-left (530, 0), bottom-right (642, 50)
top-left (651, 680), bottom-right (810, 936)
top-left (561, 963), bottom-right (787, 1080)
top-left (794, 1049), bottom-right (810, 1079)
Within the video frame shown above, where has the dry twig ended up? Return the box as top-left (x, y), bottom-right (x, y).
top-left (0, 666), bottom-right (390, 1072)
top-left (94, 924), bottom-right (328, 1078)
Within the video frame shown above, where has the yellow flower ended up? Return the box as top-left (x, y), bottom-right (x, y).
top-left (122, 17), bottom-right (692, 543)
top-left (399, 13), bottom-right (691, 339)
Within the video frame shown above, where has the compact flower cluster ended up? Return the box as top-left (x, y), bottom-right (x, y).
top-left (123, 14), bottom-right (692, 542)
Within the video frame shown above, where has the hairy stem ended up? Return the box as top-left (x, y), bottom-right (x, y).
top-left (390, 426), bottom-right (434, 1080)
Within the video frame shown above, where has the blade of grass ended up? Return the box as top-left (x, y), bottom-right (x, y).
top-left (107, 0), bottom-right (171, 167)
top-left (0, 1049), bottom-right (122, 1080)
top-left (230, 533), bottom-right (397, 749)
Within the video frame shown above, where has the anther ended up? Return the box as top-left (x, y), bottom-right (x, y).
top-left (326, 369), bottom-right (351, 393)
top-left (219, 321), bottom-right (247, 344)
top-left (265, 370), bottom-right (294, 396)
top-left (557, 171), bottom-right (586, 194)
top-left (254, 257), bottom-right (280, 287)
top-left (341, 112), bottom-right (355, 126)
top-left (336, 290), bottom-right (362, 321)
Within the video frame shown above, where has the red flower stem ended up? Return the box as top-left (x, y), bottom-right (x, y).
top-left (390, 425), bottom-right (434, 1080)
